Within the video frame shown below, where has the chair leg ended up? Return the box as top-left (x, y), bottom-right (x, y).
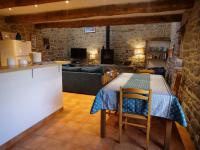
top-left (146, 118), bottom-right (151, 150)
top-left (124, 114), bottom-right (127, 129)
top-left (108, 110), bottom-right (111, 116)
top-left (122, 116), bottom-right (127, 130)
top-left (146, 129), bottom-right (150, 150)
top-left (119, 112), bottom-right (122, 143)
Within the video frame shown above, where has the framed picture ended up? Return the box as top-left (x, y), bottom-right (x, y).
top-left (31, 34), bottom-right (37, 50)
top-left (84, 27), bottom-right (96, 33)
top-left (43, 38), bottom-right (50, 49)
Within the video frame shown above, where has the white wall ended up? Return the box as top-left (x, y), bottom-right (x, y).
top-left (0, 65), bottom-right (63, 145)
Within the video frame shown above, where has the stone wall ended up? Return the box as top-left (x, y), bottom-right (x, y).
top-left (0, 17), bottom-right (10, 32)
top-left (0, 17), bottom-right (34, 40)
top-left (170, 22), bottom-right (181, 56)
top-left (0, 18), bottom-right (173, 67)
top-left (35, 23), bottom-right (171, 66)
top-left (9, 24), bottom-right (35, 41)
top-left (35, 28), bottom-right (69, 61)
top-left (110, 24), bottom-right (171, 66)
top-left (35, 27), bottom-right (105, 62)
top-left (67, 27), bottom-right (105, 64)
top-left (178, 0), bottom-right (200, 149)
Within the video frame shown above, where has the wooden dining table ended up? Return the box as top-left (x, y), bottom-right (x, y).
top-left (90, 73), bottom-right (187, 150)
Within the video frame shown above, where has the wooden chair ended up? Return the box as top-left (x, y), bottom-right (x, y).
top-left (102, 73), bottom-right (110, 85)
top-left (112, 69), bottom-right (118, 78)
top-left (119, 87), bottom-right (152, 150)
top-left (172, 73), bottom-right (182, 97)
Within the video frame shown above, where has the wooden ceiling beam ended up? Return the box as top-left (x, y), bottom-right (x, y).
top-left (35, 14), bottom-right (182, 29)
top-left (0, 0), bottom-right (63, 9)
top-left (5, 0), bottom-right (192, 24)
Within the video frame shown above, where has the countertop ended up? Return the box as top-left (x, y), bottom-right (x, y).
top-left (0, 62), bottom-right (61, 73)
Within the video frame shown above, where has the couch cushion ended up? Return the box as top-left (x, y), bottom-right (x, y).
top-left (62, 66), bottom-right (81, 72)
top-left (81, 66), bottom-right (103, 74)
top-left (62, 64), bottom-right (74, 67)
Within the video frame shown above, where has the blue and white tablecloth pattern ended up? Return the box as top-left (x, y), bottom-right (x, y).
top-left (90, 73), bottom-right (187, 127)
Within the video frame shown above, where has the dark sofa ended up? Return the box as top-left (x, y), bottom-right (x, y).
top-left (62, 65), bottom-right (104, 95)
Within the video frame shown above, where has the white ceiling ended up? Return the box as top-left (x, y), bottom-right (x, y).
top-left (0, 0), bottom-right (156, 16)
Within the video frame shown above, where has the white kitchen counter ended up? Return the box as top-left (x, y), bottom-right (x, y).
top-left (0, 62), bottom-right (60, 73)
top-left (0, 64), bottom-right (63, 145)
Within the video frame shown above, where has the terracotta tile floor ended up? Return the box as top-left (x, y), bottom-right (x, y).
top-left (9, 92), bottom-right (184, 150)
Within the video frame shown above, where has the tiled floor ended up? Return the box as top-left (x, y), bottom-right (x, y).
top-left (9, 92), bottom-right (184, 150)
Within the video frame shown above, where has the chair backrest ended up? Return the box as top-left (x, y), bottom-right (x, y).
top-left (102, 73), bottom-right (110, 85)
top-left (112, 70), bottom-right (118, 78)
top-left (136, 69), bottom-right (155, 74)
top-left (173, 73), bottom-right (182, 96)
top-left (120, 88), bottom-right (152, 101)
top-left (120, 87), bottom-right (152, 117)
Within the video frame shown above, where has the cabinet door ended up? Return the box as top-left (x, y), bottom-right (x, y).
top-left (31, 65), bottom-right (63, 116)
top-left (0, 65), bottom-right (62, 145)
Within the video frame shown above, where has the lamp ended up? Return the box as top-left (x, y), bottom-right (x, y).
top-left (134, 48), bottom-right (144, 56)
top-left (89, 50), bottom-right (97, 60)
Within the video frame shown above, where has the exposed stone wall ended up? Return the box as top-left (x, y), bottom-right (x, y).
top-left (178, 0), bottom-right (200, 149)
top-left (110, 24), bottom-right (171, 66)
top-left (0, 17), bottom-right (34, 40)
top-left (0, 17), bottom-right (10, 32)
top-left (35, 28), bottom-right (69, 61)
top-left (35, 27), bottom-right (105, 62)
top-left (170, 22), bottom-right (181, 56)
top-left (67, 27), bottom-right (105, 64)
top-left (0, 17), bottom-right (172, 67)
top-left (9, 24), bottom-right (35, 41)
top-left (35, 23), bottom-right (171, 66)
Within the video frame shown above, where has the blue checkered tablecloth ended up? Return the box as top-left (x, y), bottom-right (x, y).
top-left (90, 73), bottom-right (187, 127)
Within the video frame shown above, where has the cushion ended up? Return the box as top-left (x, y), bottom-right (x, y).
top-left (62, 66), bottom-right (81, 72)
top-left (81, 66), bottom-right (103, 74)
top-left (136, 69), bottom-right (155, 74)
top-left (62, 64), bottom-right (75, 67)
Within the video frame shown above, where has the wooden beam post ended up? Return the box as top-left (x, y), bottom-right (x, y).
top-left (35, 15), bottom-right (182, 29)
top-left (5, 0), bottom-right (192, 24)
top-left (0, 0), bottom-right (63, 9)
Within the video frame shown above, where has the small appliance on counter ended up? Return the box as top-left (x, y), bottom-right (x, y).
top-left (30, 52), bottom-right (42, 64)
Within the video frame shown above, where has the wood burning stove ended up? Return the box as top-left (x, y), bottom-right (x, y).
top-left (101, 26), bottom-right (114, 64)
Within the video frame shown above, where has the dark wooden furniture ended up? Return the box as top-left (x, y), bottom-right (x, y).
top-left (101, 49), bottom-right (114, 64)
top-left (172, 73), bottom-right (182, 97)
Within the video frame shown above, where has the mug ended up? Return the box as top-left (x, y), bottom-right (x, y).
top-left (7, 58), bottom-right (16, 67)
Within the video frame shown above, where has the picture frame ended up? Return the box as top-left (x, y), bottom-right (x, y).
top-left (84, 27), bottom-right (96, 33)
top-left (31, 33), bottom-right (37, 50)
top-left (43, 38), bottom-right (50, 49)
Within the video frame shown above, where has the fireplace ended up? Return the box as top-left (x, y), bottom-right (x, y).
top-left (101, 26), bottom-right (114, 64)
